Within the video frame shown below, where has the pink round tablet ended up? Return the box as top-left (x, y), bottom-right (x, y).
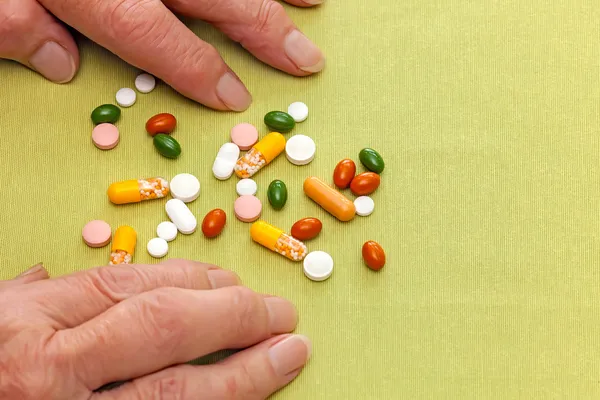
top-left (82, 220), bottom-right (112, 248)
top-left (234, 195), bottom-right (262, 222)
top-left (92, 123), bottom-right (120, 150)
top-left (230, 123), bottom-right (259, 151)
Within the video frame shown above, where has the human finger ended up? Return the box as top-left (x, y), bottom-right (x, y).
top-left (0, 0), bottom-right (78, 83)
top-left (282, 0), bottom-right (326, 8)
top-left (60, 286), bottom-right (297, 390)
top-left (0, 263), bottom-right (49, 290)
top-left (38, 0), bottom-right (252, 111)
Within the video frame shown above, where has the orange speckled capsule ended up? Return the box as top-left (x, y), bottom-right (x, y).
top-left (202, 209), bottom-right (226, 238)
top-left (362, 241), bottom-right (385, 271)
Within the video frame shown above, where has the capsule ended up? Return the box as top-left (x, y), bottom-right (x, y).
top-left (234, 132), bottom-right (285, 178)
top-left (250, 221), bottom-right (307, 262)
top-left (109, 225), bottom-right (137, 265)
top-left (303, 177), bottom-right (356, 222)
top-left (107, 177), bottom-right (169, 204)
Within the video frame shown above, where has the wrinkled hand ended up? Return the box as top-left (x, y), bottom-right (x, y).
top-left (0, 0), bottom-right (325, 111)
top-left (0, 260), bottom-right (311, 399)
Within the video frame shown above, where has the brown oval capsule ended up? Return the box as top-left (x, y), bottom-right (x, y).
top-left (350, 172), bottom-right (380, 196)
top-left (362, 241), bottom-right (385, 271)
top-left (290, 218), bottom-right (322, 241)
top-left (201, 209), bottom-right (226, 238)
top-left (146, 113), bottom-right (177, 136)
top-left (333, 159), bottom-right (356, 189)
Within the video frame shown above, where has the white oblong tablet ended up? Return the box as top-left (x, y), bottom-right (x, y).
top-left (354, 196), bottom-right (375, 216)
top-left (135, 73), bottom-right (156, 93)
top-left (285, 134), bottom-right (316, 166)
top-left (236, 179), bottom-right (257, 196)
top-left (147, 237), bottom-right (168, 258)
top-left (165, 199), bottom-right (197, 234)
top-left (288, 102), bottom-right (308, 122)
top-left (170, 173), bottom-right (200, 203)
top-left (156, 221), bottom-right (178, 242)
top-left (303, 251), bottom-right (334, 282)
top-left (216, 142), bottom-right (240, 163)
top-left (212, 158), bottom-right (235, 180)
top-left (116, 88), bottom-right (136, 107)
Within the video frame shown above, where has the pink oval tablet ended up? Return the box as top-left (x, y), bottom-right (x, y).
top-left (234, 195), bottom-right (262, 222)
top-left (92, 123), bottom-right (120, 150)
top-left (82, 220), bottom-right (112, 248)
top-left (230, 123), bottom-right (259, 151)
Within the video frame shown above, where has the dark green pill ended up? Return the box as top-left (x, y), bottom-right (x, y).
top-left (153, 134), bottom-right (181, 159)
top-left (359, 148), bottom-right (385, 174)
top-left (264, 111), bottom-right (295, 133)
top-left (91, 104), bottom-right (121, 125)
top-left (267, 180), bottom-right (288, 210)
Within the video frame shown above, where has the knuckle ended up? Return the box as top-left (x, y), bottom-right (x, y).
top-left (171, 43), bottom-right (220, 81)
top-left (132, 368), bottom-right (191, 400)
top-left (225, 286), bottom-right (262, 339)
top-left (223, 363), bottom-right (262, 399)
top-left (103, 0), bottom-right (165, 44)
top-left (88, 266), bottom-right (149, 302)
top-left (0, 1), bottom-right (33, 43)
top-left (251, 0), bottom-right (285, 35)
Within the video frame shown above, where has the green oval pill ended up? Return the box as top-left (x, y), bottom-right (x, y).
top-left (153, 134), bottom-right (181, 159)
top-left (359, 148), bottom-right (385, 174)
top-left (91, 104), bottom-right (121, 125)
top-left (264, 111), bottom-right (295, 133)
top-left (267, 180), bottom-right (288, 210)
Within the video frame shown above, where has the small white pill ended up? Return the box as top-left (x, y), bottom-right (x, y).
top-left (147, 237), bottom-right (168, 258)
top-left (156, 221), bottom-right (178, 242)
top-left (135, 73), bottom-right (156, 93)
top-left (303, 251), bottom-right (334, 282)
top-left (170, 173), bottom-right (200, 203)
top-left (212, 143), bottom-right (240, 180)
top-left (285, 134), bottom-right (316, 166)
top-left (354, 196), bottom-right (375, 216)
top-left (236, 179), bottom-right (257, 196)
top-left (288, 102), bottom-right (308, 122)
top-left (115, 88), bottom-right (136, 107)
top-left (165, 198), bottom-right (197, 234)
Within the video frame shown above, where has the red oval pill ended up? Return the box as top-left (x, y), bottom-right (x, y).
top-left (146, 113), bottom-right (176, 136)
top-left (201, 209), bottom-right (226, 238)
top-left (350, 172), bottom-right (380, 196)
top-left (291, 217), bottom-right (322, 241)
top-left (362, 240), bottom-right (386, 271)
top-left (333, 159), bottom-right (356, 189)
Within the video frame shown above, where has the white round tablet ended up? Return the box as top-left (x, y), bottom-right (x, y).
top-left (286, 134), bottom-right (316, 166)
top-left (135, 73), bottom-right (156, 93)
top-left (116, 88), bottom-right (136, 107)
top-left (354, 196), bottom-right (375, 216)
top-left (169, 173), bottom-right (200, 203)
top-left (236, 179), bottom-right (257, 196)
top-left (156, 221), bottom-right (178, 242)
top-left (288, 102), bottom-right (308, 122)
top-left (147, 237), bottom-right (168, 258)
top-left (303, 251), bottom-right (334, 282)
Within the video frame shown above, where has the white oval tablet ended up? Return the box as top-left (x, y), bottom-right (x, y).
top-left (303, 251), bottom-right (333, 281)
top-left (156, 221), bottom-right (178, 242)
top-left (286, 134), bottom-right (316, 166)
top-left (212, 143), bottom-right (240, 180)
top-left (236, 179), bottom-right (257, 196)
top-left (170, 173), bottom-right (200, 203)
top-left (288, 102), bottom-right (308, 122)
top-left (135, 73), bottom-right (156, 93)
top-left (354, 196), bottom-right (375, 216)
top-left (165, 199), bottom-right (197, 234)
top-left (147, 237), bottom-right (168, 258)
top-left (115, 88), bottom-right (136, 107)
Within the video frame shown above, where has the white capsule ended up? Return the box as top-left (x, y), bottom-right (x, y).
top-left (212, 143), bottom-right (240, 180)
top-left (165, 199), bottom-right (197, 234)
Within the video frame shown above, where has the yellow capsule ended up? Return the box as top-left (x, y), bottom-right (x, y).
top-left (234, 132), bottom-right (285, 178)
top-left (107, 177), bottom-right (169, 204)
top-left (109, 225), bottom-right (137, 265)
top-left (250, 220), bottom-right (307, 262)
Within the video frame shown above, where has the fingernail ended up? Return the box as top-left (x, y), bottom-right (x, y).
top-left (284, 30), bottom-right (325, 73)
top-left (29, 41), bottom-right (76, 84)
top-left (268, 335), bottom-right (312, 376)
top-left (216, 72), bottom-right (252, 112)
top-left (303, 0), bottom-right (325, 4)
top-left (20, 263), bottom-right (43, 277)
top-left (207, 269), bottom-right (241, 288)
top-left (264, 297), bottom-right (297, 333)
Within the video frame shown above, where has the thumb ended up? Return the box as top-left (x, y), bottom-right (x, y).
top-left (0, 0), bottom-right (79, 83)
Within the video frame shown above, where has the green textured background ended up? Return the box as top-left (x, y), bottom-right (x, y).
top-left (1, 0), bottom-right (600, 398)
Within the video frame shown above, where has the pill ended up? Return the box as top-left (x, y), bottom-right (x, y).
top-left (234, 195), bottom-right (262, 222)
top-left (250, 220), bottom-right (307, 261)
top-left (333, 159), bottom-right (356, 189)
top-left (359, 148), bottom-right (385, 174)
top-left (303, 177), bottom-right (356, 222)
top-left (91, 104), bottom-right (121, 125)
top-left (146, 113), bottom-right (176, 136)
top-left (230, 123), bottom-right (259, 151)
top-left (169, 173), bottom-right (200, 203)
top-left (362, 241), bottom-right (386, 271)
top-left (92, 123), bottom-right (120, 150)
top-left (109, 226), bottom-right (136, 265)
top-left (135, 73), bottom-right (156, 93)
top-left (264, 111), bottom-right (295, 133)
top-left (354, 196), bottom-right (375, 216)
top-left (147, 237), bottom-right (168, 258)
top-left (290, 218), bottom-right (322, 241)
top-left (303, 251), bottom-right (333, 281)
top-left (201, 209), bottom-right (226, 238)
top-left (267, 180), bottom-right (287, 210)
top-left (236, 178), bottom-right (257, 196)
top-left (213, 143), bottom-right (240, 180)
top-left (350, 172), bottom-right (381, 196)
top-left (234, 132), bottom-right (285, 178)
top-left (285, 134), bottom-right (316, 166)
top-left (165, 199), bottom-right (197, 234)
top-left (287, 102), bottom-right (308, 123)
top-left (115, 88), bottom-right (136, 107)
top-left (156, 221), bottom-right (178, 242)
top-left (82, 220), bottom-right (112, 248)
top-left (153, 134), bottom-right (181, 159)
top-left (107, 177), bottom-right (169, 205)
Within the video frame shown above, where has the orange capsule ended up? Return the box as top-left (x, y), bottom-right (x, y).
top-left (350, 172), bottom-right (380, 196)
top-left (201, 209), bottom-right (226, 238)
top-left (303, 177), bottom-right (355, 222)
top-left (362, 241), bottom-right (385, 271)
top-left (146, 113), bottom-right (176, 136)
top-left (333, 159), bottom-right (356, 189)
top-left (291, 218), bottom-right (322, 241)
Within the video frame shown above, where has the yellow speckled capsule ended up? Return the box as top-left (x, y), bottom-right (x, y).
top-left (107, 177), bottom-right (169, 204)
top-left (250, 221), bottom-right (307, 261)
top-left (234, 132), bottom-right (285, 178)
